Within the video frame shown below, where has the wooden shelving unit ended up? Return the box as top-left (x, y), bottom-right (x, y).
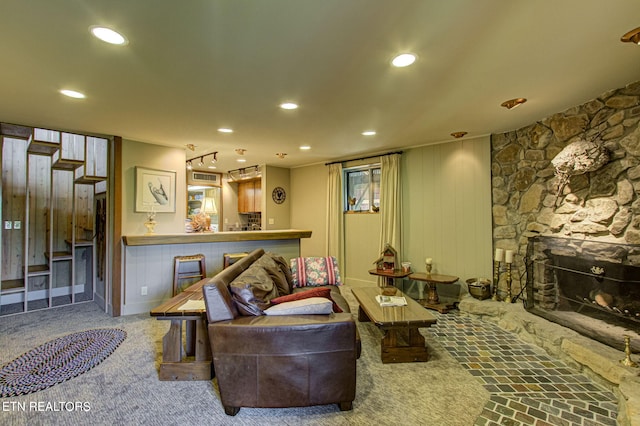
top-left (1, 125), bottom-right (109, 315)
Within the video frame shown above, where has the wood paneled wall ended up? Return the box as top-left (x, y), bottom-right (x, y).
top-left (402, 137), bottom-right (493, 283)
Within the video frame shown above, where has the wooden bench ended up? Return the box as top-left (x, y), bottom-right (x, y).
top-left (150, 279), bottom-right (212, 381)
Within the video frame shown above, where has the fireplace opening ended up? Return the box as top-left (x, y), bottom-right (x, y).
top-left (526, 236), bottom-right (640, 353)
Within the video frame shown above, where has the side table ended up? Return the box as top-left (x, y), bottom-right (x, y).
top-left (368, 268), bottom-right (411, 289)
top-left (409, 273), bottom-right (459, 313)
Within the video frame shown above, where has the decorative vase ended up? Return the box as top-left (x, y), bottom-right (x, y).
top-left (144, 220), bottom-right (156, 235)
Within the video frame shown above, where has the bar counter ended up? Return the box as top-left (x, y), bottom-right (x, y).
top-left (123, 229), bottom-right (312, 246)
top-left (121, 229), bottom-right (312, 315)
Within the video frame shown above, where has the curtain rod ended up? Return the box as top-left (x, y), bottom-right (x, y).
top-left (324, 150), bottom-right (403, 166)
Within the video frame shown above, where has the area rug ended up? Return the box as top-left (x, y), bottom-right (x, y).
top-left (0, 328), bottom-right (126, 397)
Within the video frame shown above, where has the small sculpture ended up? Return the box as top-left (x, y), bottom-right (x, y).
top-left (551, 139), bottom-right (608, 207)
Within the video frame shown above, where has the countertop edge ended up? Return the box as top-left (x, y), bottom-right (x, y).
top-left (123, 229), bottom-right (312, 246)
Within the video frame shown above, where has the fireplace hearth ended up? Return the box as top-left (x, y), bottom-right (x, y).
top-left (526, 235), bottom-right (640, 353)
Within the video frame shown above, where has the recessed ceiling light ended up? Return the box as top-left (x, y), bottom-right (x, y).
top-left (621, 27), bottom-right (640, 45)
top-left (391, 53), bottom-right (417, 67)
top-left (60, 89), bottom-right (86, 99)
top-left (90, 26), bottom-right (128, 45)
top-left (280, 102), bottom-right (298, 110)
top-left (276, 153), bottom-right (287, 159)
top-left (299, 145), bottom-right (311, 150)
top-left (362, 130), bottom-right (376, 136)
top-left (208, 165), bottom-right (217, 169)
top-left (218, 128), bottom-right (233, 133)
top-left (237, 158), bottom-right (246, 163)
top-left (501, 98), bottom-right (527, 110)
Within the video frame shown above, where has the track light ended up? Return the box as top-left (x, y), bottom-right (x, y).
top-left (186, 161), bottom-right (192, 170)
top-left (198, 157), bottom-right (204, 167)
top-left (210, 152), bottom-right (218, 164)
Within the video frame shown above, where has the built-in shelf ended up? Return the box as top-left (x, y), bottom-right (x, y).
top-left (0, 279), bottom-right (25, 294)
top-left (65, 239), bottom-right (94, 247)
top-left (46, 251), bottom-right (73, 261)
top-left (27, 264), bottom-right (50, 276)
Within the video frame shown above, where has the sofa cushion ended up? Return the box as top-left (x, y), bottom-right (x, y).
top-left (266, 252), bottom-right (294, 293)
top-left (229, 263), bottom-right (279, 316)
top-left (254, 254), bottom-right (290, 296)
top-left (290, 256), bottom-right (342, 288)
top-left (271, 286), bottom-right (343, 313)
top-left (263, 297), bottom-right (333, 315)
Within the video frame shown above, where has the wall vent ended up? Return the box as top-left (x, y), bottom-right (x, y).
top-left (188, 171), bottom-right (220, 186)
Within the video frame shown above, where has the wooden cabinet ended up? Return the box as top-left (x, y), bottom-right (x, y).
top-left (237, 179), bottom-right (261, 213)
top-left (1, 125), bottom-right (108, 315)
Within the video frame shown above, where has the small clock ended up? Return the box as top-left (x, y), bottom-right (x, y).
top-left (272, 186), bottom-right (286, 204)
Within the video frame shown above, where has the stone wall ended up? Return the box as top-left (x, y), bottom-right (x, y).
top-left (491, 80), bottom-right (640, 296)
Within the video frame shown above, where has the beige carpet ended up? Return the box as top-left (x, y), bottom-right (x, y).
top-left (0, 287), bottom-right (488, 425)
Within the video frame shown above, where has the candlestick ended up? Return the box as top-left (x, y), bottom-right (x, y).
top-left (620, 335), bottom-right (638, 368)
top-left (492, 260), bottom-right (500, 301)
top-left (495, 248), bottom-right (504, 263)
top-left (504, 262), bottom-right (513, 303)
top-left (505, 250), bottom-right (514, 264)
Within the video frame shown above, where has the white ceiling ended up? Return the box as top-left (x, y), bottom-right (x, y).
top-left (2, 0), bottom-right (640, 174)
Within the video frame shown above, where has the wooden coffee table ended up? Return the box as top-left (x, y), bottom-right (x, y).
top-left (351, 287), bottom-right (437, 363)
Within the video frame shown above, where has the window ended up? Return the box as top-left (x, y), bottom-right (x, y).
top-left (344, 165), bottom-right (380, 212)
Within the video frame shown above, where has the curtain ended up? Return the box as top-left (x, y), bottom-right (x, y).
top-left (379, 153), bottom-right (402, 258)
top-left (326, 163), bottom-right (345, 273)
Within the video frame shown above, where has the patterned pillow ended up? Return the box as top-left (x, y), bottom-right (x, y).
top-left (263, 297), bottom-right (333, 316)
top-left (270, 287), bottom-right (343, 313)
top-left (290, 256), bottom-right (342, 288)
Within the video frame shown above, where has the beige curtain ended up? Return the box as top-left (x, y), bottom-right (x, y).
top-left (326, 163), bottom-right (345, 272)
top-left (379, 153), bottom-right (402, 258)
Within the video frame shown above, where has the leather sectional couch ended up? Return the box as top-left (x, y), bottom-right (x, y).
top-left (202, 248), bottom-right (360, 416)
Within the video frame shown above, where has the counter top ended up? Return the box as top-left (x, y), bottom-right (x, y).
top-left (123, 229), bottom-right (312, 246)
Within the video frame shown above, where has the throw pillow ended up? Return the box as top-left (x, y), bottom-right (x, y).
top-left (254, 254), bottom-right (290, 296)
top-left (270, 287), bottom-right (343, 313)
top-left (229, 263), bottom-right (278, 316)
top-left (266, 252), bottom-right (294, 293)
top-left (290, 256), bottom-right (342, 288)
top-left (263, 297), bottom-right (333, 316)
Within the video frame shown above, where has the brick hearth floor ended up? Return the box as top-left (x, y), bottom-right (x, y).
top-left (427, 311), bottom-right (618, 426)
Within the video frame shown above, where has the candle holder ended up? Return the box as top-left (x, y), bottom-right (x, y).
top-left (492, 260), bottom-right (500, 301)
top-left (504, 262), bottom-right (513, 303)
top-left (620, 335), bottom-right (638, 368)
top-left (425, 263), bottom-right (432, 275)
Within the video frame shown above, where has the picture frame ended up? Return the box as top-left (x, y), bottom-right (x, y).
top-left (135, 166), bottom-right (176, 212)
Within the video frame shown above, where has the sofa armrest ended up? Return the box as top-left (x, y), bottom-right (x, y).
top-left (208, 313), bottom-right (357, 409)
top-left (203, 282), bottom-right (238, 322)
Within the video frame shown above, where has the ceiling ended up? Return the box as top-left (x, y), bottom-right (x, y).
top-left (2, 1), bottom-right (640, 174)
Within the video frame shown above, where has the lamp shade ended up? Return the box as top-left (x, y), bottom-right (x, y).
top-left (202, 197), bottom-right (217, 215)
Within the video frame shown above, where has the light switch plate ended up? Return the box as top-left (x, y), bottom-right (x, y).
top-left (13, 221), bottom-right (21, 230)
top-left (4, 221), bottom-right (11, 230)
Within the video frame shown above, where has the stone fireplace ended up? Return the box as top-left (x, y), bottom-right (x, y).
top-left (526, 235), bottom-right (639, 352)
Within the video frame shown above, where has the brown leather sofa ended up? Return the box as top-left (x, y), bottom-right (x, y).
top-left (202, 248), bottom-right (359, 416)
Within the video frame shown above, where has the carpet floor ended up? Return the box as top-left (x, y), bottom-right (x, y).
top-left (0, 286), bottom-right (616, 425)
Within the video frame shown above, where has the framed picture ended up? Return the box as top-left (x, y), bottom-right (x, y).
top-left (135, 166), bottom-right (176, 212)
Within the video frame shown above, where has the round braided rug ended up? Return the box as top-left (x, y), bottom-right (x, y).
top-left (0, 328), bottom-right (126, 397)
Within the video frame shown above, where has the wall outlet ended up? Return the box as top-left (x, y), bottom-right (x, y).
top-left (4, 221), bottom-right (11, 230)
top-left (13, 221), bottom-right (21, 230)
top-left (141, 286), bottom-right (148, 296)
top-left (268, 218), bottom-right (275, 225)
